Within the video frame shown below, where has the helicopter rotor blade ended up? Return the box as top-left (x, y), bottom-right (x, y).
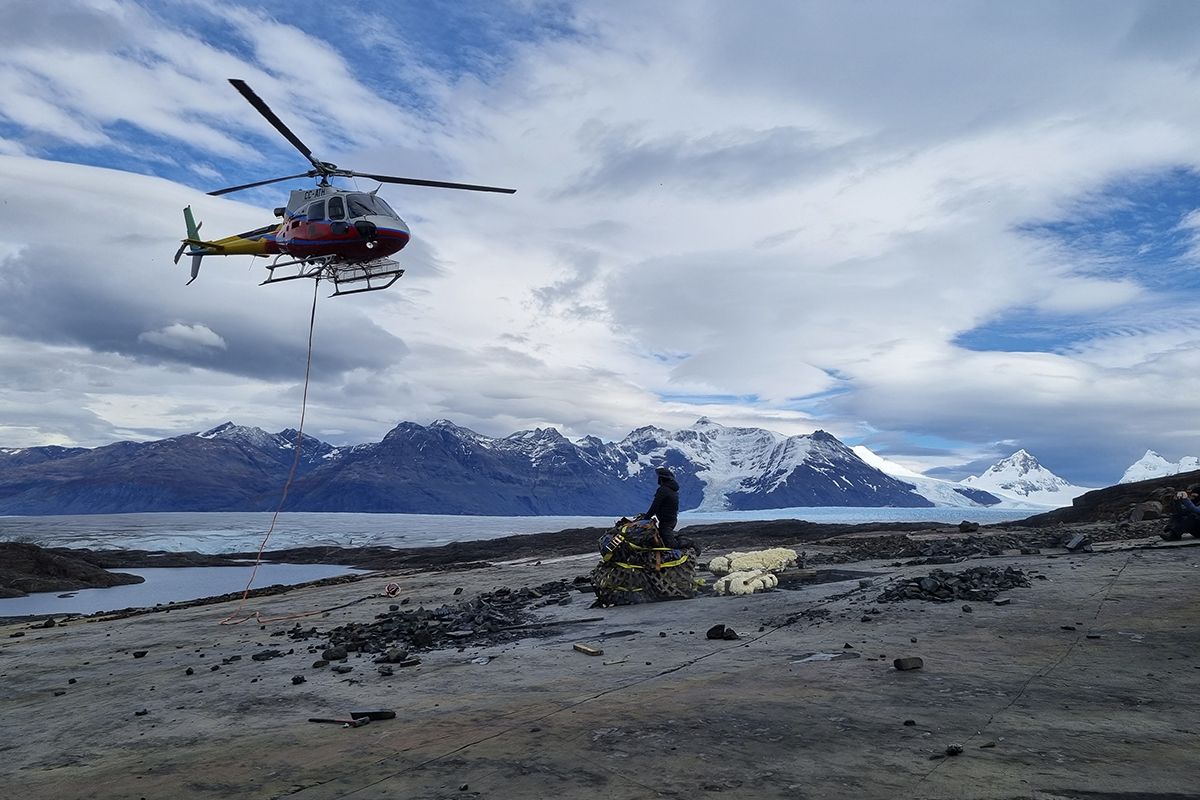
top-left (207, 171), bottom-right (316, 197)
top-left (228, 79), bottom-right (326, 173)
top-left (349, 171), bottom-right (516, 194)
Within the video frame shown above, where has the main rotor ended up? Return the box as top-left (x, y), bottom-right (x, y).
top-left (209, 79), bottom-right (516, 198)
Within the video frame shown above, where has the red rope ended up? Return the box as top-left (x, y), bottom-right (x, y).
top-left (220, 280), bottom-right (322, 626)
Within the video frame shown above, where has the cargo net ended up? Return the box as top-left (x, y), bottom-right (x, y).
top-left (591, 517), bottom-right (701, 607)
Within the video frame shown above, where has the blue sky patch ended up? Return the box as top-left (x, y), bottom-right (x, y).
top-left (959, 166), bottom-right (1200, 353)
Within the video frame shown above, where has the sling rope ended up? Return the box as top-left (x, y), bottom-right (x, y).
top-left (220, 279), bottom-right (326, 626)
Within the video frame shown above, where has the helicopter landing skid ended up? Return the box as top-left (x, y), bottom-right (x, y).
top-left (261, 256), bottom-right (405, 296)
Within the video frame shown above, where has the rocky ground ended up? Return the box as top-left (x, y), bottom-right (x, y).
top-left (2, 511), bottom-right (1199, 799)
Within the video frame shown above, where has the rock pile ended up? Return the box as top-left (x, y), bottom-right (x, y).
top-left (290, 580), bottom-right (582, 656)
top-left (875, 566), bottom-right (1031, 603)
top-left (813, 524), bottom-right (1157, 566)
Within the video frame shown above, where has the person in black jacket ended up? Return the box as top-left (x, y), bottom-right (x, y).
top-left (640, 466), bottom-right (681, 548)
top-left (1163, 486), bottom-right (1200, 541)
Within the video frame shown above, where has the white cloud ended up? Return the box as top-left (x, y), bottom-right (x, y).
top-left (138, 323), bottom-right (227, 353)
top-left (3, 2), bottom-right (1200, 485)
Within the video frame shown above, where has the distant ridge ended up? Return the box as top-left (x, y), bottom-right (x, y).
top-left (0, 419), bottom-right (1003, 516)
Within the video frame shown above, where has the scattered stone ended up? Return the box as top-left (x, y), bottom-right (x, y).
top-left (659, 632), bottom-right (667, 638)
top-left (877, 566), bottom-right (1031, 603)
top-left (1130, 501), bottom-right (1162, 522)
top-left (251, 649), bottom-right (284, 662)
top-left (893, 657), bottom-right (924, 671)
top-left (8, 632), bottom-right (25, 638)
top-left (903, 720), bottom-right (916, 726)
top-left (378, 665), bottom-right (394, 676)
top-left (322, 646), bottom-right (348, 662)
top-left (210, 665), bottom-right (220, 672)
top-left (958, 521), bottom-right (980, 533)
top-left (961, 604), bottom-right (973, 613)
top-left (1087, 634), bottom-right (1103, 640)
top-left (453, 587), bottom-right (464, 595)
top-left (1061, 625), bottom-right (1076, 631)
top-left (312, 660), bottom-right (329, 669)
top-left (292, 580), bottom-right (579, 657)
top-left (389, 604), bottom-right (399, 612)
top-left (910, 637), bottom-right (917, 643)
top-left (706, 624), bottom-right (739, 641)
top-left (993, 598), bottom-right (1011, 606)
top-left (53, 690), bottom-right (66, 696)
top-left (41, 617), bottom-right (57, 628)
top-left (185, 667), bottom-right (194, 676)
top-left (860, 615), bottom-right (873, 622)
top-left (1063, 533), bottom-right (1093, 553)
top-left (134, 709), bottom-right (148, 716)
top-left (573, 643), bottom-right (604, 656)
top-left (945, 744), bottom-right (963, 756)
top-left (377, 648), bottom-right (409, 664)
top-left (979, 741), bottom-right (996, 749)
top-left (332, 665), bottom-right (353, 674)
top-left (132, 650), bottom-right (148, 659)
top-left (459, 784), bottom-right (469, 792)
top-left (291, 675), bottom-right (306, 685)
top-left (843, 643), bottom-right (853, 649)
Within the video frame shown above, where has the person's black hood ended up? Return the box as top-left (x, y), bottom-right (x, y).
top-left (659, 476), bottom-right (679, 492)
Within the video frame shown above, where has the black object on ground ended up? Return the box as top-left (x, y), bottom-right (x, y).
top-left (292, 580), bottom-right (581, 656)
top-left (706, 624), bottom-right (739, 640)
top-left (877, 566), bottom-right (1031, 603)
top-left (350, 709), bottom-right (396, 720)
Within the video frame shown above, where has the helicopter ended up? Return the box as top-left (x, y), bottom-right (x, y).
top-left (174, 79), bottom-right (514, 296)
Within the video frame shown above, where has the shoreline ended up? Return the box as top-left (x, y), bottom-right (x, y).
top-left (2, 514), bottom-right (1170, 624)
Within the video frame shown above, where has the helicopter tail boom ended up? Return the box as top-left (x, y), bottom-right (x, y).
top-left (175, 206), bottom-right (280, 284)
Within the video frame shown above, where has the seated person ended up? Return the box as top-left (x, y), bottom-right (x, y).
top-left (1163, 487), bottom-right (1200, 540)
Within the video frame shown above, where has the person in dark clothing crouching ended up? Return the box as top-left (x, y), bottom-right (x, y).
top-left (1163, 486), bottom-right (1200, 541)
top-left (639, 466), bottom-right (681, 548)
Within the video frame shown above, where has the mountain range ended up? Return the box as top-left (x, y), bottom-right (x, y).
top-left (0, 418), bottom-right (1124, 516)
top-left (1119, 451), bottom-right (1200, 484)
top-left (0, 418), bottom-right (1018, 516)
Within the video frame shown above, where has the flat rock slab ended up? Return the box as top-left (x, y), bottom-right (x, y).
top-left (2, 545), bottom-right (1199, 799)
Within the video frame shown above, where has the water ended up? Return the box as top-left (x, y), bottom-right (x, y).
top-left (0, 564), bottom-right (366, 617)
top-left (0, 507), bottom-right (1036, 554)
top-left (0, 507), bottom-right (1038, 617)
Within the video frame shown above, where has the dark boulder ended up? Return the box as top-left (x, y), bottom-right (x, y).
top-left (0, 542), bottom-right (143, 597)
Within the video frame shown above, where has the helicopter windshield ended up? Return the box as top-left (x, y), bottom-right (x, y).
top-left (347, 193), bottom-right (395, 219)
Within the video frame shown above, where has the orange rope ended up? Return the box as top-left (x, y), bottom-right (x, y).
top-left (220, 279), bottom-right (324, 626)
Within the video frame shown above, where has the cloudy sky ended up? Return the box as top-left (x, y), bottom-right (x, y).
top-left (3, 0), bottom-right (1200, 485)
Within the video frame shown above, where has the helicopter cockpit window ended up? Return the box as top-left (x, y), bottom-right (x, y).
top-left (327, 195), bottom-right (346, 220)
top-left (347, 194), bottom-right (377, 218)
top-left (373, 196), bottom-right (397, 217)
top-left (306, 200), bottom-right (325, 221)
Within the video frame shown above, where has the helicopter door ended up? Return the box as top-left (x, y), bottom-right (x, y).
top-left (327, 196), bottom-right (345, 219)
top-left (326, 196), bottom-right (352, 235)
top-left (305, 200), bottom-right (325, 238)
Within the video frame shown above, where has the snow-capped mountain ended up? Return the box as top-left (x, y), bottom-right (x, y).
top-left (960, 449), bottom-right (1090, 507)
top-left (851, 445), bottom-right (1001, 508)
top-left (616, 418), bottom-right (930, 511)
top-left (0, 417), bottom-right (962, 515)
top-left (1118, 450), bottom-right (1200, 484)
